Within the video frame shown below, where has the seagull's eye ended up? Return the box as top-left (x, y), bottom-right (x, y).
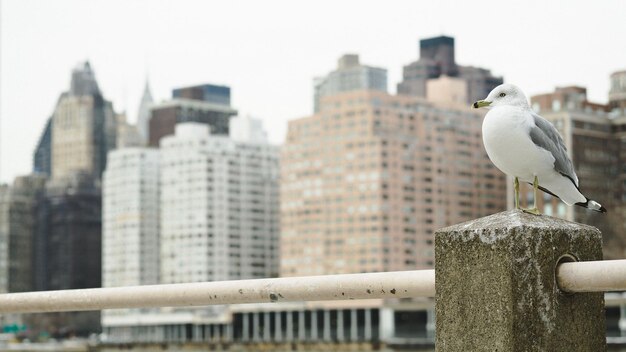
top-left (499, 93), bottom-right (506, 98)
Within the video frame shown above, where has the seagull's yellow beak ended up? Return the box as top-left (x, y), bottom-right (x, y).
top-left (473, 100), bottom-right (491, 109)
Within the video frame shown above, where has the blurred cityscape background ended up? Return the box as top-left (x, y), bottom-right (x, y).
top-left (0, 0), bottom-right (626, 350)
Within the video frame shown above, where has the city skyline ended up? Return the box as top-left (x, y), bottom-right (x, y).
top-left (1, 0), bottom-right (626, 183)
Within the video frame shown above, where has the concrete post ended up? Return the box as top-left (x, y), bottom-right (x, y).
top-left (435, 210), bottom-right (605, 352)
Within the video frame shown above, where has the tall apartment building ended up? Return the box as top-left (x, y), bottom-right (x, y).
top-left (397, 35), bottom-right (502, 105)
top-left (149, 84), bottom-right (237, 147)
top-left (102, 118), bottom-right (279, 340)
top-left (527, 86), bottom-right (624, 258)
top-left (281, 90), bottom-right (506, 276)
top-left (0, 175), bottom-right (47, 293)
top-left (313, 54), bottom-right (387, 112)
top-left (51, 62), bottom-right (117, 179)
top-left (159, 122), bottom-right (279, 283)
top-left (103, 148), bottom-right (160, 288)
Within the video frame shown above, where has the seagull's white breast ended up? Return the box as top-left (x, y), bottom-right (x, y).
top-left (482, 106), bottom-right (555, 183)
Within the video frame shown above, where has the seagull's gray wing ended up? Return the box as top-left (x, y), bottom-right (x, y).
top-left (528, 112), bottom-right (579, 187)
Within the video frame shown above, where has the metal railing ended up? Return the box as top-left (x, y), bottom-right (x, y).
top-left (0, 259), bottom-right (625, 314)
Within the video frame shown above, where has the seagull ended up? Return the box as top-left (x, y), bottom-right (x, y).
top-left (473, 83), bottom-right (606, 215)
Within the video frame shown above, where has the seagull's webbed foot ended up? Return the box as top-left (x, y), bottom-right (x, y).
top-left (522, 207), bottom-right (541, 216)
top-left (522, 175), bottom-right (542, 216)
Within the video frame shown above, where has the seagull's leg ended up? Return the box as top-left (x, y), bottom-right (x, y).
top-left (523, 175), bottom-right (541, 215)
top-left (514, 177), bottom-right (520, 210)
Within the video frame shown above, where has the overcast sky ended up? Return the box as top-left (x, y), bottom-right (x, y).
top-left (1, 0), bottom-right (625, 183)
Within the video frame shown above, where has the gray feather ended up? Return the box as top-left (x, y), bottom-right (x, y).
top-left (528, 112), bottom-right (578, 187)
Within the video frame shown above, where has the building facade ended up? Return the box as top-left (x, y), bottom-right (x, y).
top-left (281, 90), bottom-right (506, 276)
top-left (313, 54), bottom-right (387, 113)
top-left (159, 122), bottom-right (279, 284)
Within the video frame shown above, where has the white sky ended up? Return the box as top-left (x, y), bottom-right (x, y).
top-left (1, 0), bottom-right (625, 183)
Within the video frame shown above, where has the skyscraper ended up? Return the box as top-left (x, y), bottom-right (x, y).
top-left (51, 61), bottom-right (117, 179)
top-left (136, 80), bottom-right (154, 146)
top-left (33, 118), bottom-right (52, 177)
top-left (148, 84), bottom-right (237, 147)
top-left (313, 54), bottom-right (387, 112)
top-left (25, 61), bottom-right (118, 336)
top-left (160, 122), bottom-right (279, 283)
top-left (281, 90), bottom-right (506, 276)
top-left (397, 35), bottom-right (502, 104)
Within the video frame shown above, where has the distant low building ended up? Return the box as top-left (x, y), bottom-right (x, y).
top-left (115, 112), bottom-right (142, 148)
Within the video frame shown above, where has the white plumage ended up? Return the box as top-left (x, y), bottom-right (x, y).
top-left (474, 84), bottom-right (605, 214)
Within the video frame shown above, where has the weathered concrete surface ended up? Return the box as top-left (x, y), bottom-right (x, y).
top-left (435, 209), bottom-right (605, 352)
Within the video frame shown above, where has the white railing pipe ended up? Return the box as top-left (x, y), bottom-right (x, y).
top-left (1, 259), bottom-right (624, 314)
top-left (0, 270), bottom-right (436, 314)
top-left (556, 259), bottom-right (626, 293)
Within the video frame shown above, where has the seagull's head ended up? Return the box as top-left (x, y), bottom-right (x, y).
top-left (473, 84), bottom-right (529, 109)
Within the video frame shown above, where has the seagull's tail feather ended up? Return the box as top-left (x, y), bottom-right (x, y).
top-left (575, 198), bottom-right (607, 213)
